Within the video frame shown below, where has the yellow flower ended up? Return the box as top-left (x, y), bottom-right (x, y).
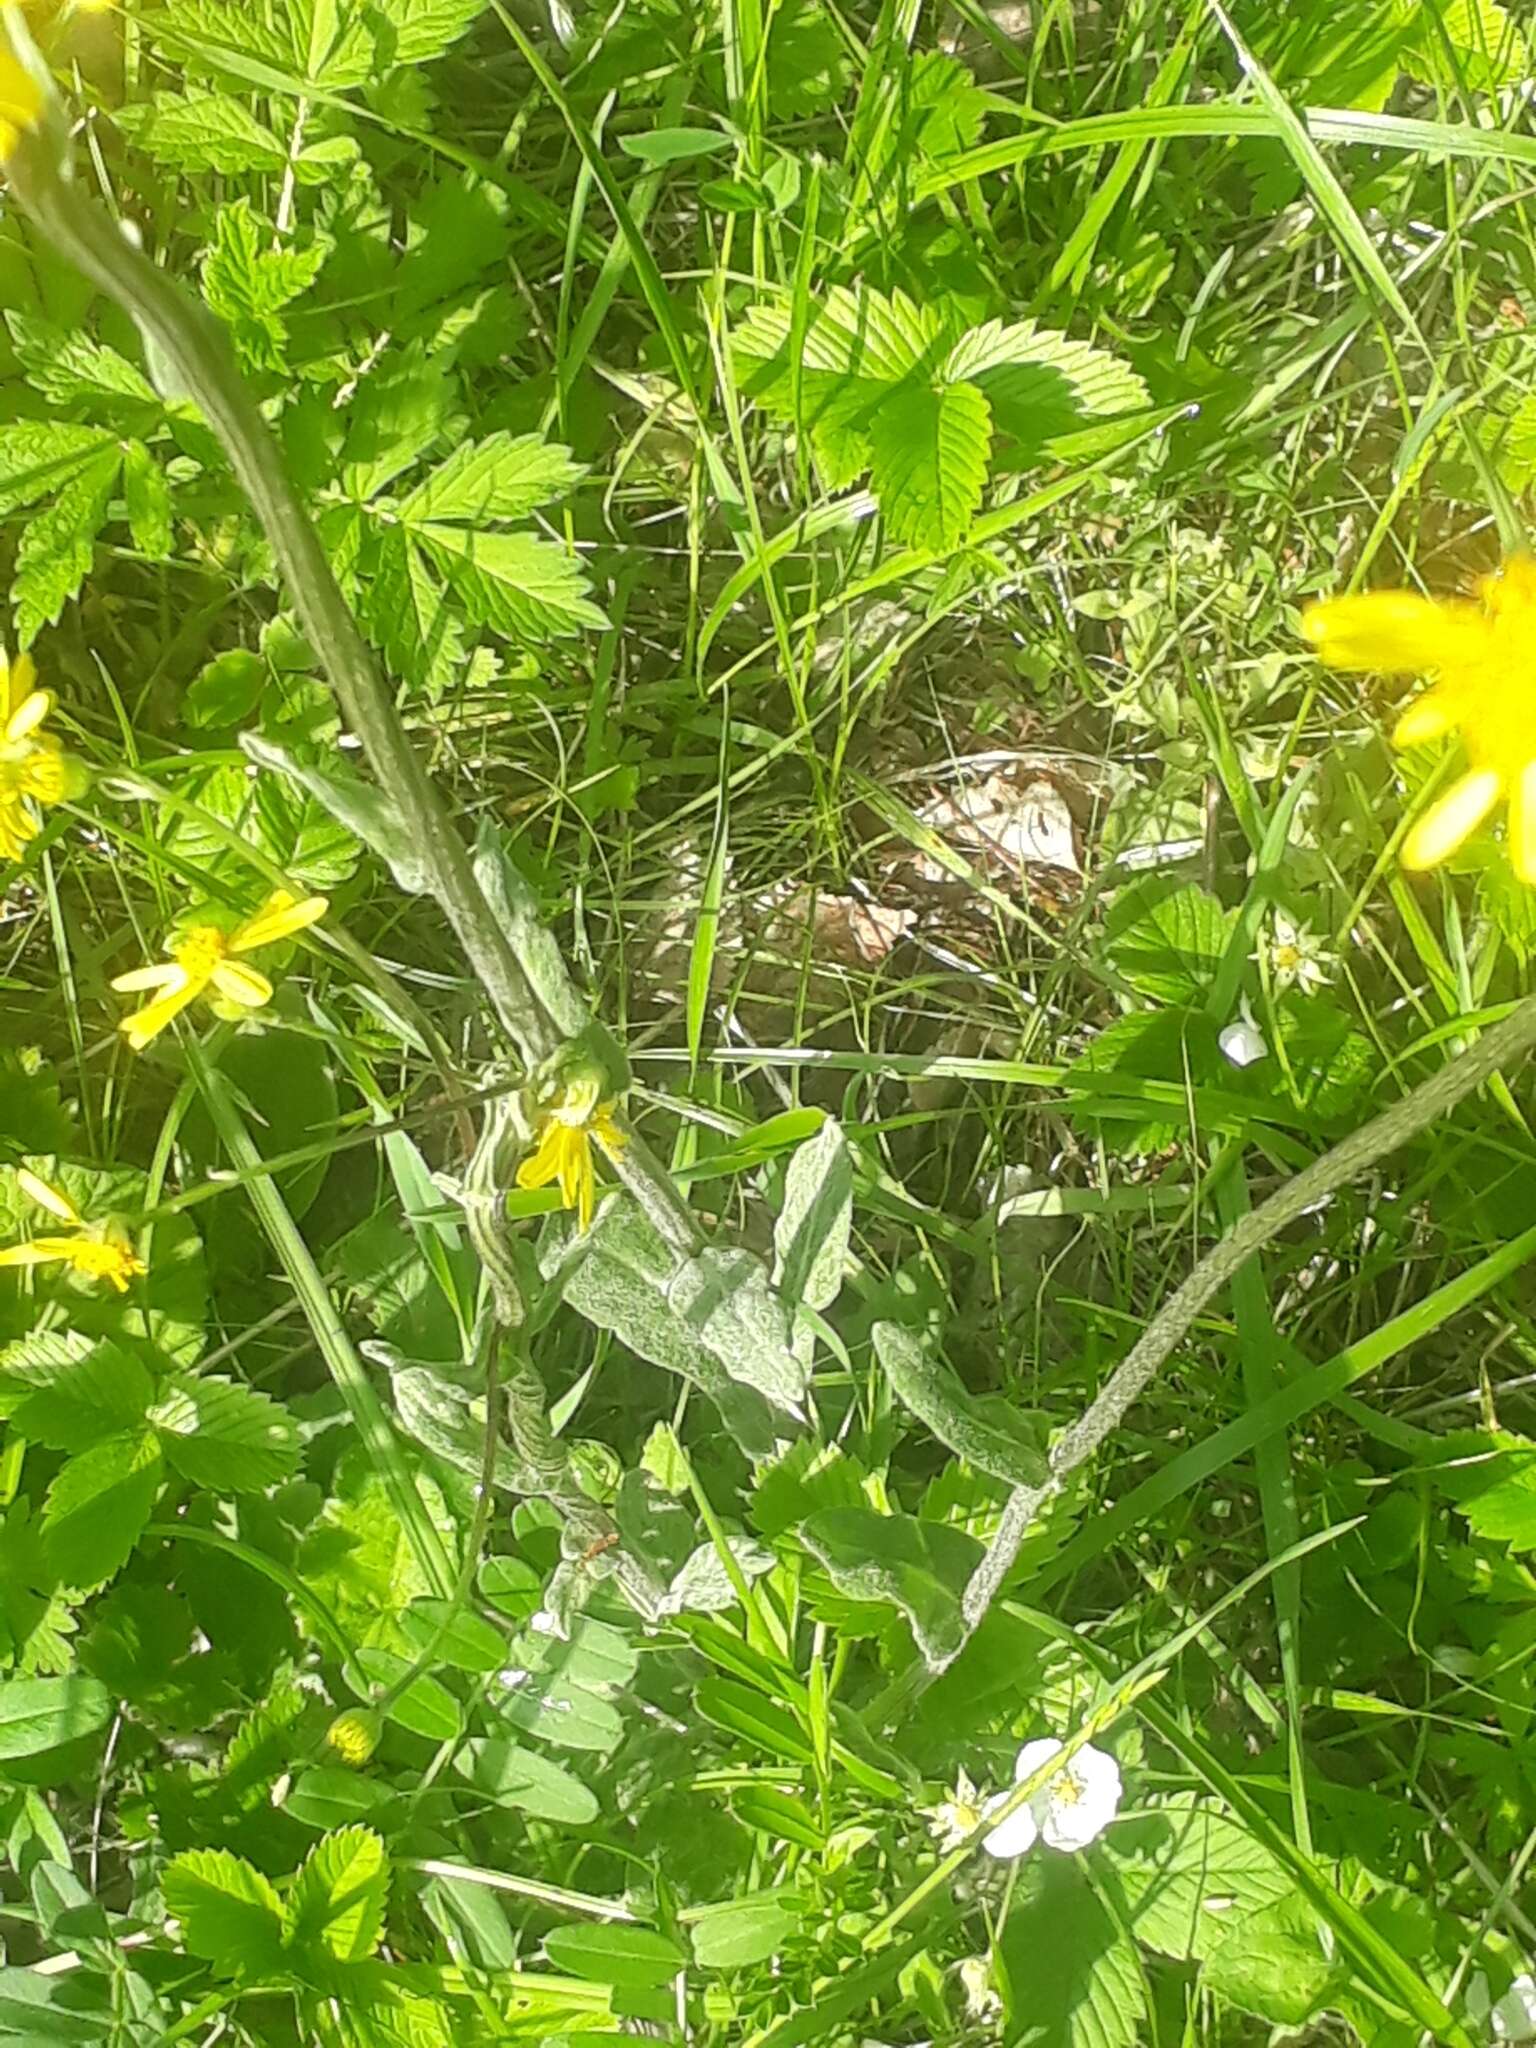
top-left (0, 49), bottom-right (43, 161)
top-left (0, 651), bottom-right (82, 864)
top-left (1302, 554), bottom-right (1536, 880)
top-left (515, 1067), bottom-right (626, 1232)
top-left (324, 1709), bottom-right (382, 1766)
top-left (0, 1167), bottom-right (144, 1292)
top-left (111, 888), bottom-right (328, 1050)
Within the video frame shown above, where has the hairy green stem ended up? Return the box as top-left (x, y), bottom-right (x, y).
top-left (956, 992), bottom-right (1536, 1656)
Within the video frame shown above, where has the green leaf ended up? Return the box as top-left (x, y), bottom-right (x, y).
top-left (285, 1769), bottom-right (395, 1832)
top-left (115, 92), bottom-right (288, 173)
top-left (388, 1362), bottom-right (544, 1492)
top-left (398, 432), bottom-right (585, 524)
top-left (202, 199), bottom-right (327, 373)
top-left (122, 442), bottom-right (174, 559)
top-left (544, 1923), bottom-right (686, 1988)
top-left (1105, 879), bottom-right (1235, 1005)
top-left (4, 314), bottom-right (158, 410)
top-left (1404, 0), bottom-right (1528, 91)
top-left (999, 1854), bottom-right (1145, 2048)
top-left (873, 1321), bottom-right (1047, 1487)
top-left (0, 1675), bottom-right (112, 1760)
top-left (285, 1826), bottom-right (389, 1964)
top-left (350, 1647), bottom-right (463, 1742)
top-left (906, 50), bottom-right (988, 161)
top-left (800, 1506), bottom-right (983, 1668)
top-left (943, 319), bottom-right (1150, 459)
top-left (749, 1439), bottom-right (866, 1540)
top-left (399, 1601), bottom-right (508, 1675)
top-left (694, 1678), bottom-right (814, 1764)
top-left (340, 345), bottom-right (457, 501)
top-left (687, 1893), bottom-right (798, 1969)
top-left (1200, 1890), bottom-right (1341, 2026)
top-left (617, 126), bottom-right (730, 164)
top-left (416, 524), bottom-right (609, 641)
top-left (0, 423), bottom-right (119, 522)
top-left (184, 650), bottom-right (266, 730)
top-left (867, 376), bottom-right (991, 550)
top-left (149, 1376), bottom-right (300, 1492)
top-left (13, 447), bottom-right (120, 647)
top-left (0, 1332), bottom-right (154, 1453)
top-left (453, 1738), bottom-right (600, 1824)
top-left (42, 1431), bottom-right (163, 1590)
top-left (162, 1848), bottom-right (286, 1976)
top-left (358, 529), bottom-right (465, 698)
top-left (540, 1198), bottom-right (792, 1455)
top-left (373, 0), bottom-right (488, 67)
top-left (1431, 1430), bottom-right (1536, 1548)
top-left (1113, 1795), bottom-right (1292, 1962)
top-left (300, 1453), bottom-right (446, 1650)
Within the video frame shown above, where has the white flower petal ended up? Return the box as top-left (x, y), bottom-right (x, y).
top-left (1012, 1736), bottom-right (1064, 1782)
top-left (981, 1792), bottom-right (1039, 1860)
top-left (1219, 1018), bottom-right (1268, 1067)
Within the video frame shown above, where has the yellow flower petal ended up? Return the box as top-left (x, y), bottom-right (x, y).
top-left (1300, 591), bottom-right (1490, 675)
top-left (231, 890), bottom-right (328, 953)
top-left (0, 797), bottom-right (38, 862)
top-left (516, 1120), bottom-right (571, 1194)
top-left (110, 961), bottom-right (185, 994)
top-left (1391, 689), bottom-right (1458, 750)
top-left (1510, 762), bottom-right (1536, 885)
top-left (0, 1238), bottom-right (68, 1270)
top-left (4, 687), bottom-right (52, 744)
top-left (16, 1168), bottom-right (80, 1225)
top-left (210, 959), bottom-right (274, 1008)
top-left (0, 54), bottom-right (42, 159)
top-left (0, 650), bottom-right (34, 726)
top-left (1402, 768), bottom-right (1502, 872)
top-left (591, 1108), bottom-right (627, 1158)
top-left (117, 972), bottom-right (201, 1050)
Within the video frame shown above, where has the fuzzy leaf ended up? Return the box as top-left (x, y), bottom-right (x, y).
top-left (800, 1506), bottom-right (982, 1669)
top-left (867, 377), bottom-right (991, 550)
top-left (873, 1321), bottom-right (1047, 1487)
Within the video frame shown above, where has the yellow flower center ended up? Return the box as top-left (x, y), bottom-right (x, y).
top-left (1272, 944), bottom-right (1301, 973)
top-left (67, 1238), bottom-right (145, 1287)
top-left (173, 925), bottom-right (230, 983)
top-left (1053, 1769), bottom-right (1084, 1809)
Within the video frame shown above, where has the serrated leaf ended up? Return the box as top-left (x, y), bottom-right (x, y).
top-left (943, 318), bottom-right (1150, 459)
top-left (0, 1331), bottom-right (154, 1452)
top-left (116, 91), bottom-right (289, 173)
top-left (398, 432), bottom-right (584, 524)
top-left (1000, 1854), bottom-right (1145, 2048)
top-left (1105, 879), bottom-right (1234, 1005)
top-left (341, 345), bottom-right (458, 501)
top-left (285, 1826), bottom-right (389, 1964)
top-left (374, 0), bottom-right (487, 67)
top-left (14, 447), bottom-right (120, 646)
top-left (5, 314), bottom-right (158, 410)
top-left (0, 1675), bottom-right (112, 1759)
top-left (906, 50), bottom-right (987, 161)
top-left (735, 283), bottom-right (948, 384)
top-left (873, 1321), bottom-right (1047, 1487)
top-left (1114, 1795), bottom-right (1292, 1961)
top-left (0, 423), bottom-right (119, 522)
top-left (123, 441), bottom-right (174, 559)
top-left (417, 524), bottom-right (609, 641)
top-left (867, 376), bottom-right (991, 550)
top-left (149, 1376), bottom-right (300, 1492)
top-left (162, 1848), bottom-right (286, 1976)
top-left (42, 1431), bottom-right (163, 1590)
top-left (1432, 1430), bottom-right (1536, 1548)
top-left (749, 1438), bottom-right (866, 1539)
top-left (202, 199), bottom-right (327, 374)
top-left (800, 1506), bottom-right (983, 1669)
top-left (1405, 0), bottom-right (1528, 91)
top-left (359, 528), bottom-right (465, 697)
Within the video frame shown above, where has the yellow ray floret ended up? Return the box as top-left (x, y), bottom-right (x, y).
top-left (1302, 554), bottom-right (1536, 881)
top-left (0, 50), bottom-right (43, 161)
top-left (0, 1167), bottom-right (145, 1292)
top-left (516, 1068), bottom-right (626, 1232)
top-left (112, 888), bottom-right (328, 1050)
top-left (0, 650), bottom-right (83, 864)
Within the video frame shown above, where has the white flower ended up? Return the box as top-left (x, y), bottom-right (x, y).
top-left (1469, 1970), bottom-right (1536, 2043)
top-left (1261, 911), bottom-right (1334, 996)
top-left (1218, 997), bottom-right (1268, 1069)
top-left (982, 1738), bottom-right (1122, 1858)
top-left (924, 1768), bottom-right (985, 1853)
top-left (957, 1955), bottom-right (1002, 2024)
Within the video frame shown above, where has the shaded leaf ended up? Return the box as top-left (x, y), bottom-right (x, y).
top-left (162, 1848), bottom-right (286, 1976)
top-left (42, 1431), bottom-right (163, 1590)
top-left (801, 1507), bottom-right (983, 1668)
top-left (285, 1826), bottom-right (389, 1964)
top-left (150, 1376), bottom-right (300, 1493)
